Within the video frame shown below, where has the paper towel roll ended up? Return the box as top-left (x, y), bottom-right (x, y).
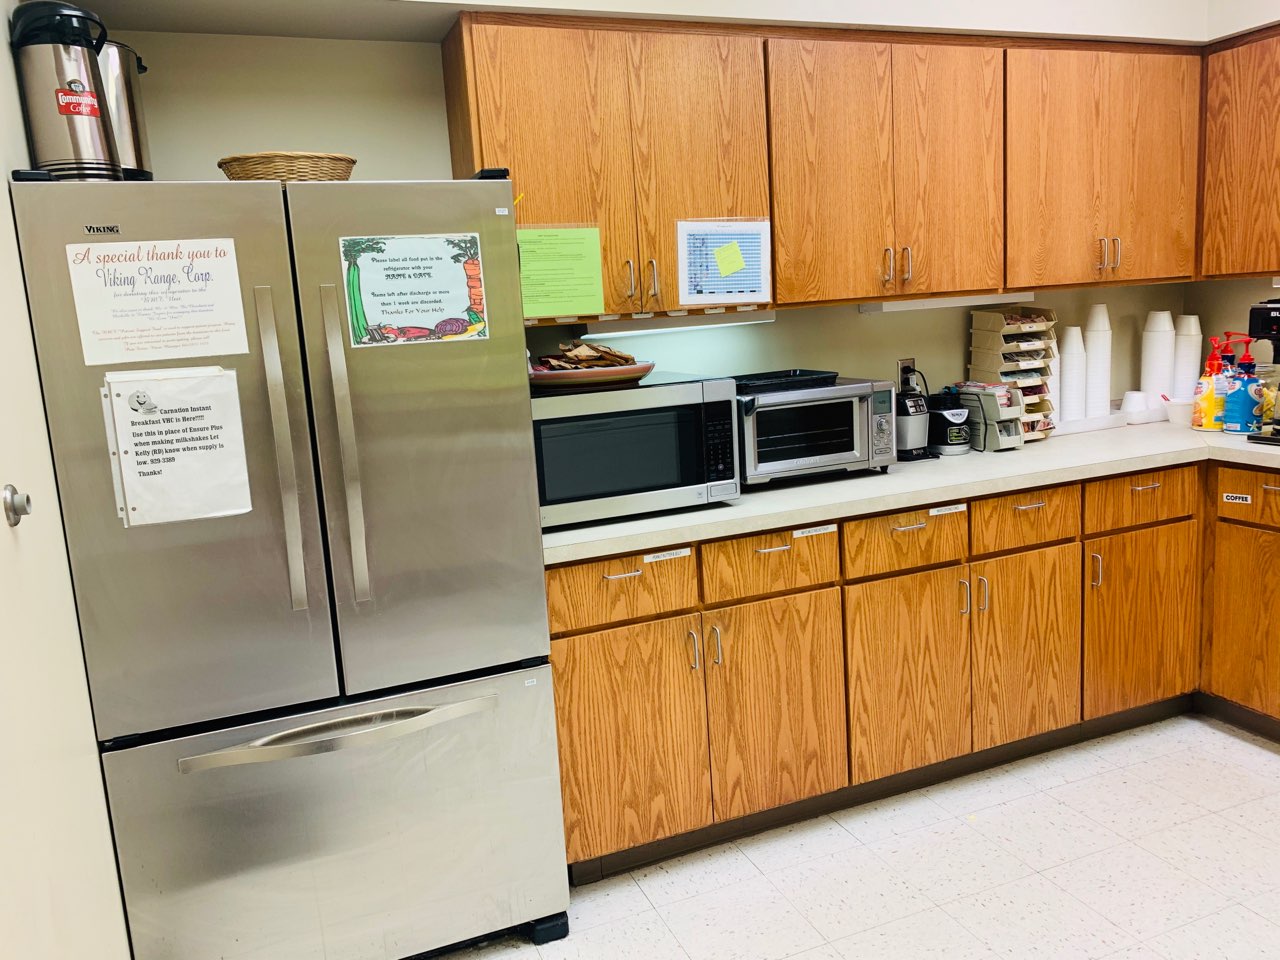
top-left (1141, 310), bottom-right (1177, 402)
top-left (1083, 309), bottom-right (1112, 419)
top-left (1060, 326), bottom-right (1087, 422)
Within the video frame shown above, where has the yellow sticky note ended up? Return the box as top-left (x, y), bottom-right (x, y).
top-left (715, 241), bottom-right (746, 277)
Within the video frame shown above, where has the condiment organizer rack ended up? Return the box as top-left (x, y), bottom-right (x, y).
top-left (969, 306), bottom-right (1058, 442)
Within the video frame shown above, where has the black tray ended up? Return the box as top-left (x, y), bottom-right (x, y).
top-left (732, 369), bottom-right (839, 395)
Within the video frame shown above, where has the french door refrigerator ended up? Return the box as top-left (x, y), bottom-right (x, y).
top-left (11, 179), bottom-right (569, 960)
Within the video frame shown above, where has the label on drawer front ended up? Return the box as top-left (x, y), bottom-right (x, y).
top-left (1223, 493), bottom-right (1253, 504)
top-left (929, 503), bottom-right (967, 516)
top-left (792, 523), bottom-right (836, 538)
top-left (643, 547), bottom-right (691, 563)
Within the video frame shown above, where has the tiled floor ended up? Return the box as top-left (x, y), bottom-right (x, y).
top-left (454, 716), bottom-right (1280, 960)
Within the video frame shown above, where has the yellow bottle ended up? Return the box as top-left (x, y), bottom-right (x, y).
top-left (1192, 336), bottom-right (1225, 432)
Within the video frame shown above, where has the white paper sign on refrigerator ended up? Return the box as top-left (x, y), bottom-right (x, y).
top-left (101, 367), bottom-right (252, 526)
top-left (66, 238), bottom-right (249, 365)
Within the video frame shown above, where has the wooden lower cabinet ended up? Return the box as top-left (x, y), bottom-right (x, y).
top-left (703, 589), bottom-right (848, 820)
top-left (1207, 522), bottom-right (1280, 717)
top-left (846, 566), bottom-right (971, 782)
top-left (971, 543), bottom-right (1082, 751)
top-left (550, 614), bottom-right (712, 862)
top-left (1083, 521), bottom-right (1200, 718)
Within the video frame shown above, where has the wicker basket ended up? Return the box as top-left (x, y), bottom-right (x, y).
top-left (217, 151), bottom-right (357, 182)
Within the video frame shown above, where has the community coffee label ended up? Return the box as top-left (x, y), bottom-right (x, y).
top-left (55, 79), bottom-right (99, 117)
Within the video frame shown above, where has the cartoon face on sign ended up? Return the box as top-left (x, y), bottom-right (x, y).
top-left (128, 390), bottom-right (158, 414)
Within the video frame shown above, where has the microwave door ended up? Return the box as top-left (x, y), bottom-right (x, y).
top-left (743, 393), bottom-right (866, 479)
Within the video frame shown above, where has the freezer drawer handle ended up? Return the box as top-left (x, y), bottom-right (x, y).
top-left (321, 283), bottom-right (372, 603)
top-left (255, 286), bottom-right (308, 611)
top-left (177, 695), bottom-right (497, 774)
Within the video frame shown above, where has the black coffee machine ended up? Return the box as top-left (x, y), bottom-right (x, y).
top-left (1247, 299), bottom-right (1280, 445)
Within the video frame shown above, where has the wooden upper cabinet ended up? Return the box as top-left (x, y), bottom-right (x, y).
top-left (1007, 49), bottom-right (1108, 288)
top-left (1106, 53), bottom-right (1199, 282)
top-left (891, 44), bottom-right (1004, 295)
top-left (1006, 49), bottom-right (1198, 288)
top-left (1203, 35), bottom-right (1280, 276)
top-left (768, 39), bottom-right (895, 303)
top-left (468, 24), bottom-right (642, 314)
top-left (629, 32), bottom-right (770, 311)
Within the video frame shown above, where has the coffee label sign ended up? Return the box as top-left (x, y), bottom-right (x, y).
top-left (55, 79), bottom-right (99, 117)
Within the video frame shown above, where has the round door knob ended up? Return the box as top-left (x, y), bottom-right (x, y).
top-left (3, 484), bottom-right (33, 527)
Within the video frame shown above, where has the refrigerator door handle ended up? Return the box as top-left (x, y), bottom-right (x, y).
top-left (177, 695), bottom-right (497, 774)
top-left (320, 283), bottom-right (372, 603)
top-left (255, 286), bottom-right (308, 611)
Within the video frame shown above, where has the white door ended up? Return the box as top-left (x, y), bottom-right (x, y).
top-left (0, 2), bottom-right (130, 953)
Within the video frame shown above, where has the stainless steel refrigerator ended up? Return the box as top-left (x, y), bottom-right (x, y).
top-left (12, 179), bottom-right (569, 959)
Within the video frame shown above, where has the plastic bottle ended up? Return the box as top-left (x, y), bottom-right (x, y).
top-left (1224, 339), bottom-right (1265, 434)
top-left (1192, 336), bottom-right (1226, 431)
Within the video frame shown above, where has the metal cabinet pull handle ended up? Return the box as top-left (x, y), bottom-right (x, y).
top-left (1090, 552), bottom-right (1103, 587)
top-left (1097, 237), bottom-right (1109, 270)
top-left (321, 284), bottom-right (372, 603)
top-left (255, 286), bottom-right (308, 612)
top-left (712, 624), bottom-right (724, 665)
top-left (1013, 501), bottom-right (1047, 512)
top-left (902, 245), bottom-right (913, 282)
top-left (177, 696), bottom-right (496, 774)
top-left (960, 578), bottom-right (971, 615)
top-left (1112, 237), bottom-right (1121, 270)
top-left (891, 521), bottom-right (927, 532)
top-left (688, 630), bottom-right (701, 671)
top-left (755, 544), bottom-right (792, 554)
top-left (625, 259), bottom-right (636, 300)
top-left (882, 246), bottom-right (895, 283)
top-left (602, 570), bottom-right (642, 581)
top-left (1263, 485), bottom-right (1280, 492)
top-left (1131, 482), bottom-right (1162, 492)
top-left (978, 575), bottom-right (990, 612)
top-left (647, 258), bottom-right (659, 300)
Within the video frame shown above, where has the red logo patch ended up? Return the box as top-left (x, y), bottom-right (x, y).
top-left (55, 88), bottom-right (99, 117)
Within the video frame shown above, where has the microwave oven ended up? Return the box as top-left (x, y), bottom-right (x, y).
top-left (530, 374), bottom-right (740, 527)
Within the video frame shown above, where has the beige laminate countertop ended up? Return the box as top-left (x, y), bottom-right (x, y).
top-left (542, 423), bottom-right (1280, 565)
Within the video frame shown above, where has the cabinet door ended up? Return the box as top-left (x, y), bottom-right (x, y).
top-left (1006, 49), bottom-right (1108, 288)
top-left (971, 544), bottom-right (1082, 751)
top-left (1083, 521), bottom-right (1200, 719)
top-left (1203, 35), bottom-right (1280, 276)
top-left (768, 39), bottom-right (895, 302)
top-left (550, 614), bottom-right (712, 861)
top-left (892, 44), bottom-right (1004, 295)
top-left (703, 589), bottom-right (847, 820)
top-left (1105, 53), bottom-right (1198, 282)
top-left (846, 567), bottom-right (971, 783)
top-left (629, 33), bottom-right (770, 312)
top-left (472, 25), bottom-right (642, 314)
top-left (1207, 523), bottom-right (1280, 716)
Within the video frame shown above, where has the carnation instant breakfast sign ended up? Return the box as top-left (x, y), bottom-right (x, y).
top-left (65, 238), bottom-right (249, 366)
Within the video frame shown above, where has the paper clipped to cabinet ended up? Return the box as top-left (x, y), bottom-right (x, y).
top-left (676, 219), bottom-right (771, 307)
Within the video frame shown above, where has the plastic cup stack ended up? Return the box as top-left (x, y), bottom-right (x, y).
top-left (1084, 304), bottom-right (1112, 419)
top-left (1172, 314), bottom-right (1203, 400)
top-left (1060, 325), bottom-right (1087, 422)
top-left (1141, 310), bottom-right (1176, 413)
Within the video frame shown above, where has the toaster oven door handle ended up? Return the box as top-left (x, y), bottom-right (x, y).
top-left (742, 387), bottom-right (874, 408)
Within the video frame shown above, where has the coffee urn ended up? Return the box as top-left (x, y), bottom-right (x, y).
top-left (10, 1), bottom-right (121, 180)
top-left (97, 39), bottom-right (150, 179)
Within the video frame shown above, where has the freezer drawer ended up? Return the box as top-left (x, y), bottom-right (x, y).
top-left (102, 665), bottom-right (569, 960)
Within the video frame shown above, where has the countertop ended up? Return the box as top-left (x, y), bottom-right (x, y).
top-left (542, 423), bottom-right (1280, 565)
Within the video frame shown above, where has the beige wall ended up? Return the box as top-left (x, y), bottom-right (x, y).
top-left (0, 1), bottom-right (130, 956)
top-left (113, 31), bottom-right (453, 182)
top-left (533, 283), bottom-right (1187, 403)
top-left (1184, 277), bottom-right (1279, 365)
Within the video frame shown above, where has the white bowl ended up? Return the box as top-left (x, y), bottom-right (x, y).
top-left (1164, 398), bottom-right (1194, 428)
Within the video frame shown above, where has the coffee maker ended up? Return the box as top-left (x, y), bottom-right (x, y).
top-left (1246, 299), bottom-right (1280, 445)
top-left (895, 360), bottom-right (933, 461)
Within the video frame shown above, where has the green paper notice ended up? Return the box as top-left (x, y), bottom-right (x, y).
top-left (715, 240), bottom-right (746, 277)
top-left (517, 227), bottom-right (606, 318)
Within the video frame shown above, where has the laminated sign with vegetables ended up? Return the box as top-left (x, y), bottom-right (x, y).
top-left (340, 233), bottom-right (488, 347)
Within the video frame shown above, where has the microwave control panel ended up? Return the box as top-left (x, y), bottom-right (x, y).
top-left (705, 401), bottom-right (736, 481)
